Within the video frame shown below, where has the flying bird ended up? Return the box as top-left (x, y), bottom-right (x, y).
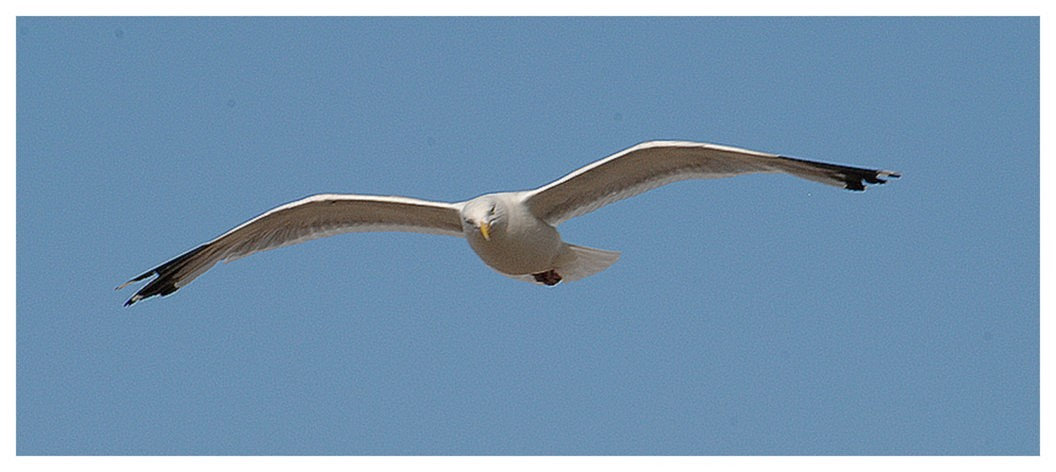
top-left (118, 140), bottom-right (899, 306)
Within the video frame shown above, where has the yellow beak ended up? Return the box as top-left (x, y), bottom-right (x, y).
top-left (479, 221), bottom-right (491, 241)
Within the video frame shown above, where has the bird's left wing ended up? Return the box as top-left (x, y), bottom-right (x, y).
top-left (118, 194), bottom-right (463, 306)
top-left (523, 141), bottom-right (899, 225)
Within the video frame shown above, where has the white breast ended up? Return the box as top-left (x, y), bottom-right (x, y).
top-left (465, 195), bottom-right (564, 276)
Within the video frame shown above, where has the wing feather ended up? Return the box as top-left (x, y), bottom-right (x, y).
top-left (523, 141), bottom-right (900, 225)
top-left (118, 194), bottom-right (463, 305)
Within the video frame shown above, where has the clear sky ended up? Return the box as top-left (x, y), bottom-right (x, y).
top-left (16, 17), bottom-right (1038, 455)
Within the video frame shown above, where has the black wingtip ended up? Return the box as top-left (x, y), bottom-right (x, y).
top-left (776, 155), bottom-right (900, 192)
top-left (120, 273), bottom-right (184, 307)
top-left (843, 169), bottom-right (901, 192)
top-left (845, 180), bottom-right (867, 191)
top-left (118, 244), bottom-right (210, 306)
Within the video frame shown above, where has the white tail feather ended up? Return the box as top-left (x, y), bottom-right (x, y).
top-left (555, 244), bottom-right (621, 282)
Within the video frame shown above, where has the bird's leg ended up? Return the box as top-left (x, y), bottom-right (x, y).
top-left (532, 270), bottom-right (562, 286)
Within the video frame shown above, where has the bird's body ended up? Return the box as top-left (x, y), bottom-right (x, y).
top-left (119, 140), bottom-right (899, 306)
top-left (459, 193), bottom-right (621, 285)
top-left (462, 193), bottom-right (563, 276)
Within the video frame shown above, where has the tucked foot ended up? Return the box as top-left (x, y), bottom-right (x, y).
top-left (532, 270), bottom-right (562, 286)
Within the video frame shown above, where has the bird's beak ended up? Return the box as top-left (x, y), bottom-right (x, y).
top-left (478, 221), bottom-right (491, 241)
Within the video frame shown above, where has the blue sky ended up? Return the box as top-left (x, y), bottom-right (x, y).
top-left (16, 17), bottom-right (1038, 455)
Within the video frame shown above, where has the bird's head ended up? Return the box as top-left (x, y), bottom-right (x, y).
top-left (460, 196), bottom-right (507, 241)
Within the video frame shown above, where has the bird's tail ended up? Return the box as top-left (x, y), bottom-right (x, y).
top-left (554, 244), bottom-right (621, 283)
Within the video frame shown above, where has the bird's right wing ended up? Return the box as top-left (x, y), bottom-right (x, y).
top-left (118, 194), bottom-right (463, 306)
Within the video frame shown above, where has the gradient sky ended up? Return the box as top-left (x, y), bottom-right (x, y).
top-left (17, 17), bottom-right (1038, 455)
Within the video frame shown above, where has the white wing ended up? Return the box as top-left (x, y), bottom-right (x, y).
top-left (523, 141), bottom-right (900, 225)
top-left (118, 194), bottom-right (463, 306)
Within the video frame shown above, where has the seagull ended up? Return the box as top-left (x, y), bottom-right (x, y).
top-left (118, 140), bottom-right (899, 306)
